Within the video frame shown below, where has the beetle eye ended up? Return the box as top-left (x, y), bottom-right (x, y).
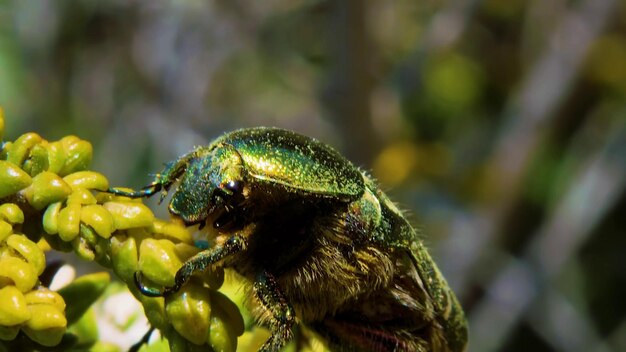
top-left (224, 180), bottom-right (243, 194)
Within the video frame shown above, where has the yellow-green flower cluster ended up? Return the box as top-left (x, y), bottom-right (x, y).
top-left (0, 202), bottom-right (67, 347)
top-left (0, 110), bottom-right (243, 351)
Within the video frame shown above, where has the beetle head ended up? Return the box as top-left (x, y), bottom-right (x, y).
top-left (168, 143), bottom-right (246, 228)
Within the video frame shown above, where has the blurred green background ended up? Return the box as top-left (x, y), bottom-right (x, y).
top-left (1, 0), bottom-right (625, 351)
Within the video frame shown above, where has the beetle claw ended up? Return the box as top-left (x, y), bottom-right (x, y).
top-left (129, 327), bottom-right (155, 352)
top-left (133, 271), bottom-right (169, 297)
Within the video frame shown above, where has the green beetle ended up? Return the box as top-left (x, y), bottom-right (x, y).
top-left (110, 127), bottom-right (468, 352)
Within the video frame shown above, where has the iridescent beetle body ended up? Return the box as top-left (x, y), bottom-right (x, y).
top-left (110, 127), bottom-right (468, 352)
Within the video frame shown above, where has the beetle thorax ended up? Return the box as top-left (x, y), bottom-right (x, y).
top-left (168, 143), bottom-right (246, 225)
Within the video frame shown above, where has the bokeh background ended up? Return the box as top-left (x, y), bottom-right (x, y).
top-left (1, 0), bottom-right (625, 351)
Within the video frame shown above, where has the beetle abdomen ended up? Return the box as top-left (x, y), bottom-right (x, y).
top-left (321, 176), bottom-right (467, 351)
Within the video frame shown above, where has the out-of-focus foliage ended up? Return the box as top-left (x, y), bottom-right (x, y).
top-left (0, 0), bottom-right (625, 351)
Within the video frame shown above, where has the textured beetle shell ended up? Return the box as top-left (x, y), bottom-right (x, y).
top-left (212, 128), bottom-right (365, 201)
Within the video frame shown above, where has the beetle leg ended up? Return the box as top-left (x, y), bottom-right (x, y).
top-left (128, 326), bottom-right (155, 352)
top-left (254, 271), bottom-right (295, 352)
top-left (107, 181), bottom-right (163, 198)
top-left (134, 235), bottom-right (248, 297)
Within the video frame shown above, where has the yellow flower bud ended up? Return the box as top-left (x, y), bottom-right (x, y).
top-left (138, 239), bottom-right (183, 286)
top-left (208, 304), bottom-right (238, 352)
top-left (24, 287), bottom-right (66, 313)
top-left (24, 303), bottom-right (67, 329)
top-left (74, 224), bottom-right (108, 262)
top-left (0, 220), bottom-right (12, 243)
top-left (150, 219), bottom-right (193, 244)
top-left (166, 282), bottom-right (212, 345)
top-left (6, 234), bottom-right (46, 276)
top-left (66, 188), bottom-right (97, 206)
top-left (80, 204), bottom-right (115, 239)
top-left (6, 132), bottom-right (42, 167)
top-left (0, 285), bottom-right (30, 326)
top-left (22, 304), bottom-right (67, 347)
top-left (168, 330), bottom-right (199, 352)
top-left (138, 293), bottom-right (167, 330)
top-left (44, 141), bottom-right (65, 174)
top-left (0, 203), bottom-right (24, 225)
top-left (103, 201), bottom-right (154, 229)
top-left (210, 290), bottom-right (244, 337)
top-left (22, 143), bottom-right (50, 176)
top-left (0, 256), bottom-right (38, 292)
top-left (0, 160), bottom-right (32, 198)
top-left (72, 234), bottom-right (96, 262)
top-left (20, 171), bottom-right (72, 210)
top-left (57, 203), bottom-right (81, 242)
top-left (58, 136), bottom-right (92, 176)
top-left (110, 236), bottom-right (139, 283)
top-left (43, 202), bottom-right (62, 235)
top-left (63, 171), bottom-right (109, 191)
top-left (36, 237), bottom-right (53, 252)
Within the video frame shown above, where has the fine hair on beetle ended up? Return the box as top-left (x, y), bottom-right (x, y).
top-left (109, 127), bottom-right (468, 352)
